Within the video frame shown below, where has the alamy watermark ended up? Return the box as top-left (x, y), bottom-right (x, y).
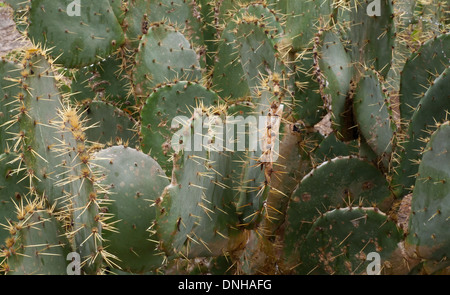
top-left (66, 252), bottom-right (81, 275)
top-left (170, 108), bottom-right (283, 163)
top-left (366, 252), bottom-right (381, 275)
top-left (367, 0), bottom-right (381, 16)
top-left (67, 0), bottom-right (81, 17)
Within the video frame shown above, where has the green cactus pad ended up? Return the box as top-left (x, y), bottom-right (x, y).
top-left (221, 100), bottom-right (257, 189)
top-left (213, 0), bottom-right (253, 27)
top-left (109, 0), bottom-right (125, 23)
top-left (0, 59), bottom-right (21, 153)
top-left (283, 0), bottom-right (335, 51)
top-left (140, 81), bottom-right (221, 175)
top-left (292, 52), bottom-right (326, 127)
top-left (27, 0), bottom-right (125, 68)
top-left (212, 7), bottom-right (291, 227)
top-left (211, 4), bottom-right (284, 101)
top-left (406, 121), bottom-right (450, 263)
top-left (235, 100), bottom-right (285, 229)
top-left (122, 0), bottom-right (204, 51)
top-left (155, 109), bottom-right (244, 258)
top-left (70, 54), bottom-right (131, 107)
top-left (132, 24), bottom-right (202, 98)
top-left (8, 55), bottom-right (103, 269)
top-left (197, 0), bottom-right (216, 68)
top-left (93, 146), bottom-right (169, 273)
top-left (3, 203), bottom-right (70, 275)
top-left (297, 207), bottom-right (403, 275)
top-left (233, 101), bottom-right (284, 229)
top-left (211, 21), bottom-right (249, 100)
top-left (283, 156), bottom-right (393, 268)
top-left (10, 62), bottom-right (106, 274)
top-left (10, 51), bottom-right (70, 208)
top-left (353, 68), bottom-right (396, 166)
top-left (338, 0), bottom-right (395, 78)
top-left (392, 67), bottom-right (450, 197)
top-left (399, 34), bottom-right (450, 122)
top-left (233, 100), bottom-right (279, 228)
top-left (0, 152), bottom-right (28, 201)
top-left (52, 104), bottom-right (105, 274)
top-left (234, 20), bottom-right (286, 99)
top-left (318, 31), bottom-right (354, 141)
top-left (260, 123), bottom-right (306, 236)
top-left (80, 101), bottom-right (139, 148)
top-left (2, 0), bottom-right (28, 11)
top-left (313, 133), bottom-right (359, 164)
top-left (147, 0), bottom-right (204, 52)
top-left (358, 134), bottom-right (379, 163)
top-left (0, 152), bottom-right (28, 248)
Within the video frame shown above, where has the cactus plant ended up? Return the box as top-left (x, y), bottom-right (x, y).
top-left (27, 0), bottom-right (125, 68)
top-left (93, 145), bottom-right (168, 273)
top-left (132, 23), bottom-right (203, 99)
top-left (296, 207), bottom-right (403, 275)
top-left (2, 196), bottom-right (71, 275)
top-left (0, 0), bottom-right (449, 276)
top-left (392, 67), bottom-right (450, 198)
top-left (406, 121), bottom-right (450, 265)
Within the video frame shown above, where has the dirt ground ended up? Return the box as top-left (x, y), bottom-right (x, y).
top-left (0, 4), bottom-right (31, 57)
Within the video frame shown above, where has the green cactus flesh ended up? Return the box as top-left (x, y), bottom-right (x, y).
top-left (259, 122), bottom-right (305, 236)
top-left (235, 98), bottom-right (285, 229)
top-left (122, 0), bottom-right (204, 53)
top-left (1, 198), bottom-right (70, 275)
top-left (392, 67), bottom-right (450, 198)
top-left (0, 59), bottom-right (22, 154)
top-left (1, 52), bottom-right (108, 274)
top-left (216, 13), bottom-right (291, 229)
top-left (0, 0), bottom-right (449, 276)
top-left (353, 68), bottom-right (396, 167)
top-left (109, 0), bottom-right (125, 24)
top-left (406, 121), bottom-right (450, 264)
top-left (80, 101), bottom-right (139, 148)
top-left (8, 52), bottom-right (69, 208)
top-left (399, 34), bottom-right (450, 123)
top-left (27, 0), bottom-right (125, 68)
top-left (283, 156), bottom-right (393, 269)
top-left (211, 4), bottom-right (285, 101)
top-left (0, 152), bottom-right (28, 249)
top-left (54, 105), bottom-right (105, 274)
top-left (93, 145), bottom-right (168, 273)
top-left (6, 54), bottom-right (104, 274)
top-left (312, 133), bottom-right (359, 164)
top-left (70, 54), bottom-right (131, 107)
top-left (139, 81), bottom-right (221, 175)
top-left (212, 0), bottom-right (254, 33)
top-left (296, 207), bottom-right (403, 275)
top-left (154, 108), bottom-right (245, 259)
top-left (146, 0), bottom-right (205, 53)
top-left (132, 24), bottom-right (202, 99)
top-left (2, 0), bottom-right (28, 11)
top-left (318, 31), bottom-right (354, 141)
top-left (283, 0), bottom-right (335, 52)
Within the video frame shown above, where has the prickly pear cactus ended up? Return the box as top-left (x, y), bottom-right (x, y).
top-left (2, 198), bottom-right (70, 275)
top-left (27, 0), bottom-right (125, 68)
top-left (0, 0), bottom-right (449, 276)
top-left (406, 121), bottom-right (450, 265)
top-left (93, 145), bottom-right (169, 273)
top-left (296, 207), bottom-right (403, 275)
